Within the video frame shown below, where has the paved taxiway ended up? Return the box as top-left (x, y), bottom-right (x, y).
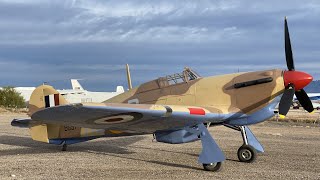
top-left (0, 112), bottom-right (319, 179)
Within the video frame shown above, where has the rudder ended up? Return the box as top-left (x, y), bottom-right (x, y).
top-left (28, 85), bottom-right (69, 143)
top-left (28, 85), bottom-right (104, 145)
top-left (28, 85), bottom-right (68, 116)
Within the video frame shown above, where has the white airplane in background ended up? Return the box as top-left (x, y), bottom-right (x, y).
top-left (306, 93), bottom-right (320, 101)
top-left (58, 79), bottom-right (125, 103)
top-left (71, 79), bottom-right (85, 90)
top-left (1, 79), bottom-right (125, 104)
top-left (308, 93), bottom-right (320, 110)
top-left (13, 87), bottom-right (36, 102)
top-left (293, 93), bottom-right (320, 110)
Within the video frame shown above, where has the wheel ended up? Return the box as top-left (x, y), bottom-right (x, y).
top-left (62, 144), bottom-right (67, 151)
top-left (202, 162), bottom-right (222, 172)
top-left (237, 145), bottom-right (257, 163)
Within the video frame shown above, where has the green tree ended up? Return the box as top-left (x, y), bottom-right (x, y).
top-left (0, 86), bottom-right (25, 108)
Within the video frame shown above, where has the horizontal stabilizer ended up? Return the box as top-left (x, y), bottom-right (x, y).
top-left (11, 119), bottom-right (32, 128)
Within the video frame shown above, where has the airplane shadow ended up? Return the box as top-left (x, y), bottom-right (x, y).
top-left (0, 135), bottom-right (202, 170)
top-left (0, 135), bottom-right (240, 170)
top-left (0, 135), bottom-right (144, 156)
top-left (128, 145), bottom-right (241, 163)
top-left (226, 158), bottom-right (241, 162)
top-left (128, 144), bottom-right (199, 157)
top-left (124, 145), bottom-right (242, 169)
top-left (86, 150), bottom-right (203, 171)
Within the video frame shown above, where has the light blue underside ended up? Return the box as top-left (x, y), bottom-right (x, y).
top-left (225, 95), bottom-right (281, 126)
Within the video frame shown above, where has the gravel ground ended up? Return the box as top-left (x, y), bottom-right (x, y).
top-left (0, 112), bottom-right (319, 180)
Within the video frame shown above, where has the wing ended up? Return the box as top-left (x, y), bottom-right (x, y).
top-left (31, 103), bottom-right (223, 133)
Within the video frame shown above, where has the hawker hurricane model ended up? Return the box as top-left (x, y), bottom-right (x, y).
top-left (12, 18), bottom-right (314, 171)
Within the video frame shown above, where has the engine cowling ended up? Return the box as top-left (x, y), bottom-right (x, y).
top-left (155, 129), bottom-right (199, 144)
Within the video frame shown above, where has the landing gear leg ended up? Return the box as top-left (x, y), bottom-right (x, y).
top-left (62, 143), bottom-right (67, 151)
top-left (224, 124), bottom-right (264, 163)
top-left (237, 144), bottom-right (256, 163)
top-left (238, 126), bottom-right (257, 163)
top-left (195, 124), bottom-right (225, 172)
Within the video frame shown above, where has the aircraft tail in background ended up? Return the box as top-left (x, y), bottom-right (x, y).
top-left (116, 86), bottom-right (125, 93)
top-left (71, 79), bottom-right (84, 90)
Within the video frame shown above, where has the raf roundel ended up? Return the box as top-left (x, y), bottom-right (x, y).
top-left (90, 112), bottom-right (143, 125)
top-left (95, 115), bottom-right (133, 124)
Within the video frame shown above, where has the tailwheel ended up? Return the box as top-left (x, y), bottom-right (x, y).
top-left (237, 145), bottom-right (257, 163)
top-left (62, 144), bottom-right (67, 151)
top-left (202, 162), bottom-right (222, 172)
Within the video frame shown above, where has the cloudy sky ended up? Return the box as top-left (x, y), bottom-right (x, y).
top-left (0, 0), bottom-right (319, 91)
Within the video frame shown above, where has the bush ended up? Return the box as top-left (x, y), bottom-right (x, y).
top-left (0, 86), bottom-right (25, 108)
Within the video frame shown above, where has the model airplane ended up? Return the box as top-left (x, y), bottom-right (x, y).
top-left (11, 18), bottom-right (314, 172)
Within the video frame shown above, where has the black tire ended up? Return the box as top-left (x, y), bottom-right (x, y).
top-left (203, 162), bottom-right (222, 172)
top-left (237, 145), bottom-right (257, 163)
top-left (62, 144), bottom-right (67, 151)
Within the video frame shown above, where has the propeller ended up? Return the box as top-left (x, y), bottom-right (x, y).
top-left (278, 17), bottom-right (314, 118)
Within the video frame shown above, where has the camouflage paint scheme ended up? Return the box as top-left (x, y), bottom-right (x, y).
top-left (25, 68), bottom-right (284, 144)
top-left (107, 69), bottom-right (283, 114)
top-left (11, 17), bottom-right (314, 171)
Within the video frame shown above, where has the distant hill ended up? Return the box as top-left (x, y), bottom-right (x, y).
top-left (305, 80), bottom-right (320, 93)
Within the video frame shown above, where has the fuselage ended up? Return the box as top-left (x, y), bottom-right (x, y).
top-left (106, 69), bottom-right (285, 117)
top-left (19, 69), bottom-right (286, 145)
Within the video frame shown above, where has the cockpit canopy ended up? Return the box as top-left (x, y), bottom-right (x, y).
top-left (158, 67), bottom-right (201, 87)
top-left (136, 67), bottom-right (201, 94)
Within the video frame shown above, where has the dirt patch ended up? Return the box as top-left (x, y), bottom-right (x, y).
top-left (270, 109), bottom-right (320, 124)
top-left (0, 107), bottom-right (28, 114)
top-left (0, 112), bottom-right (319, 179)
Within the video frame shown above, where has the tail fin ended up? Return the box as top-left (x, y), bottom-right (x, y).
top-left (71, 79), bottom-right (84, 90)
top-left (116, 86), bottom-right (125, 93)
top-left (28, 85), bottom-right (68, 116)
top-left (28, 85), bottom-right (80, 144)
top-left (27, 85), bottom-right (104, 145)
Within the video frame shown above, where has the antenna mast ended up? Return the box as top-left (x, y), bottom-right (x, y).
top-left (126, 64), bottom-right (132, 90)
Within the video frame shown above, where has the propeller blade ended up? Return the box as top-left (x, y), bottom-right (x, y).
top-left (279, 84), bottom-right (295, 117)
top-left (295, 89), bottom-right (314, 113)
top-left (284, 17), bottom-right (295, 71)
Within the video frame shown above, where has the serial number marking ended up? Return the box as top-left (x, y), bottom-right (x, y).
top-left (64, 126), bottom-right (77, 131)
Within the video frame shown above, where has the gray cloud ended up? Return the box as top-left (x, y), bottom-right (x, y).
top-left (0, 0), bottom-right (319, 90)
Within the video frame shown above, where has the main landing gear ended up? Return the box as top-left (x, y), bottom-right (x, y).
top-left (224, 124), bottom-right (263, 163)
top-left (187, 124), bottom-right (225, 172)
top-left (237, 126), bottom-right (257, 163)
top-left (203, 162), bottom-right (222, 172)
top-left (237, 144), bottom-right (256, 163)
